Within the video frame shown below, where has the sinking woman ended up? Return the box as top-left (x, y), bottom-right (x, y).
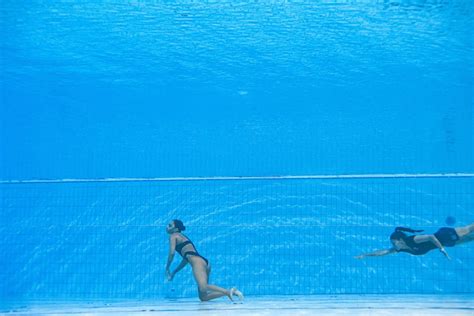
top-left (165, 219), bottom-right (244, 302)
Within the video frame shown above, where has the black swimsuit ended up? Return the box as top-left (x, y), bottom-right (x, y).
top-left (434, 227), bottom-right (459, 247)
top-left (397, 236), bottom-right (437, 255)
top-left (397, 227), bottom-right (460, 256)
top-left (175, 237), bottom-right (209, 265)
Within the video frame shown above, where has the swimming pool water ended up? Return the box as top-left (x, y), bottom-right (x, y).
top-left (1, 0), bottom-right (473, 304)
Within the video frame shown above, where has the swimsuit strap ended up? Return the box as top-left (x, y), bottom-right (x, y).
top-left (176, 240), bottom-right (193, 254)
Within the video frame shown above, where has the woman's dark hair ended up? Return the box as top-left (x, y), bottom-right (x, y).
top-left (173, 219), bottom-right (186, 232)
top-left (390, 226), bottom-right (423, 241)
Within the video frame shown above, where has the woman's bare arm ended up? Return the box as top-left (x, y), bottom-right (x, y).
top-left (166, 234), bottom-right (177, 272)
top-left (355, 248), bottom-right (397, 259)
top-left (169, 259), bottom-right (188, 280)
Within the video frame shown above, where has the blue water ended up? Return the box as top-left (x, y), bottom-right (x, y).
top-left (1, 1), bottom-right (473, 179)
top-left (1, 0), bottom-right (473, 303)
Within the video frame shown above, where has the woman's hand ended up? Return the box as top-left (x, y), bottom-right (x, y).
top-left (440, 248), bottom-right (451, 260)
top-left (354, 255), bottom-right (365, 259)
top-left (167, 271), bottom-right (175, 281)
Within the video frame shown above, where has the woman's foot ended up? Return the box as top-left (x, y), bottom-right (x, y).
top-left (230, 287), bottom-right (244, 301)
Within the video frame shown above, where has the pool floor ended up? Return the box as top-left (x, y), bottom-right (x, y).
top-left (3, 295), bottom-right (473, 315)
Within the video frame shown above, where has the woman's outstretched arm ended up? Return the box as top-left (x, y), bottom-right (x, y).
top-left (355, 248), bottom-right (397, 259)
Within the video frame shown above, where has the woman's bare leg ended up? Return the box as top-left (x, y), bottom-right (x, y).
top-left (192, 261), bottom-right (231, 301)
top-left (199, 290), bottom-right (230, 301)
top-left (206, 263), bottom-right (211, 283)
top-left (455, 233), bottom-right (474, 245)
top-left (455, 222), bottom-right (474, 239)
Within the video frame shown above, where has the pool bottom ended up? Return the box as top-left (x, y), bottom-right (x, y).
top-left (3, 295), bottom-right (474, 315)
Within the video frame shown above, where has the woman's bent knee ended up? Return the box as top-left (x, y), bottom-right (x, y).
top-left (198, 285), bottom-right (208, 299)
top-left (198, 290), bottom-right (208, 301)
